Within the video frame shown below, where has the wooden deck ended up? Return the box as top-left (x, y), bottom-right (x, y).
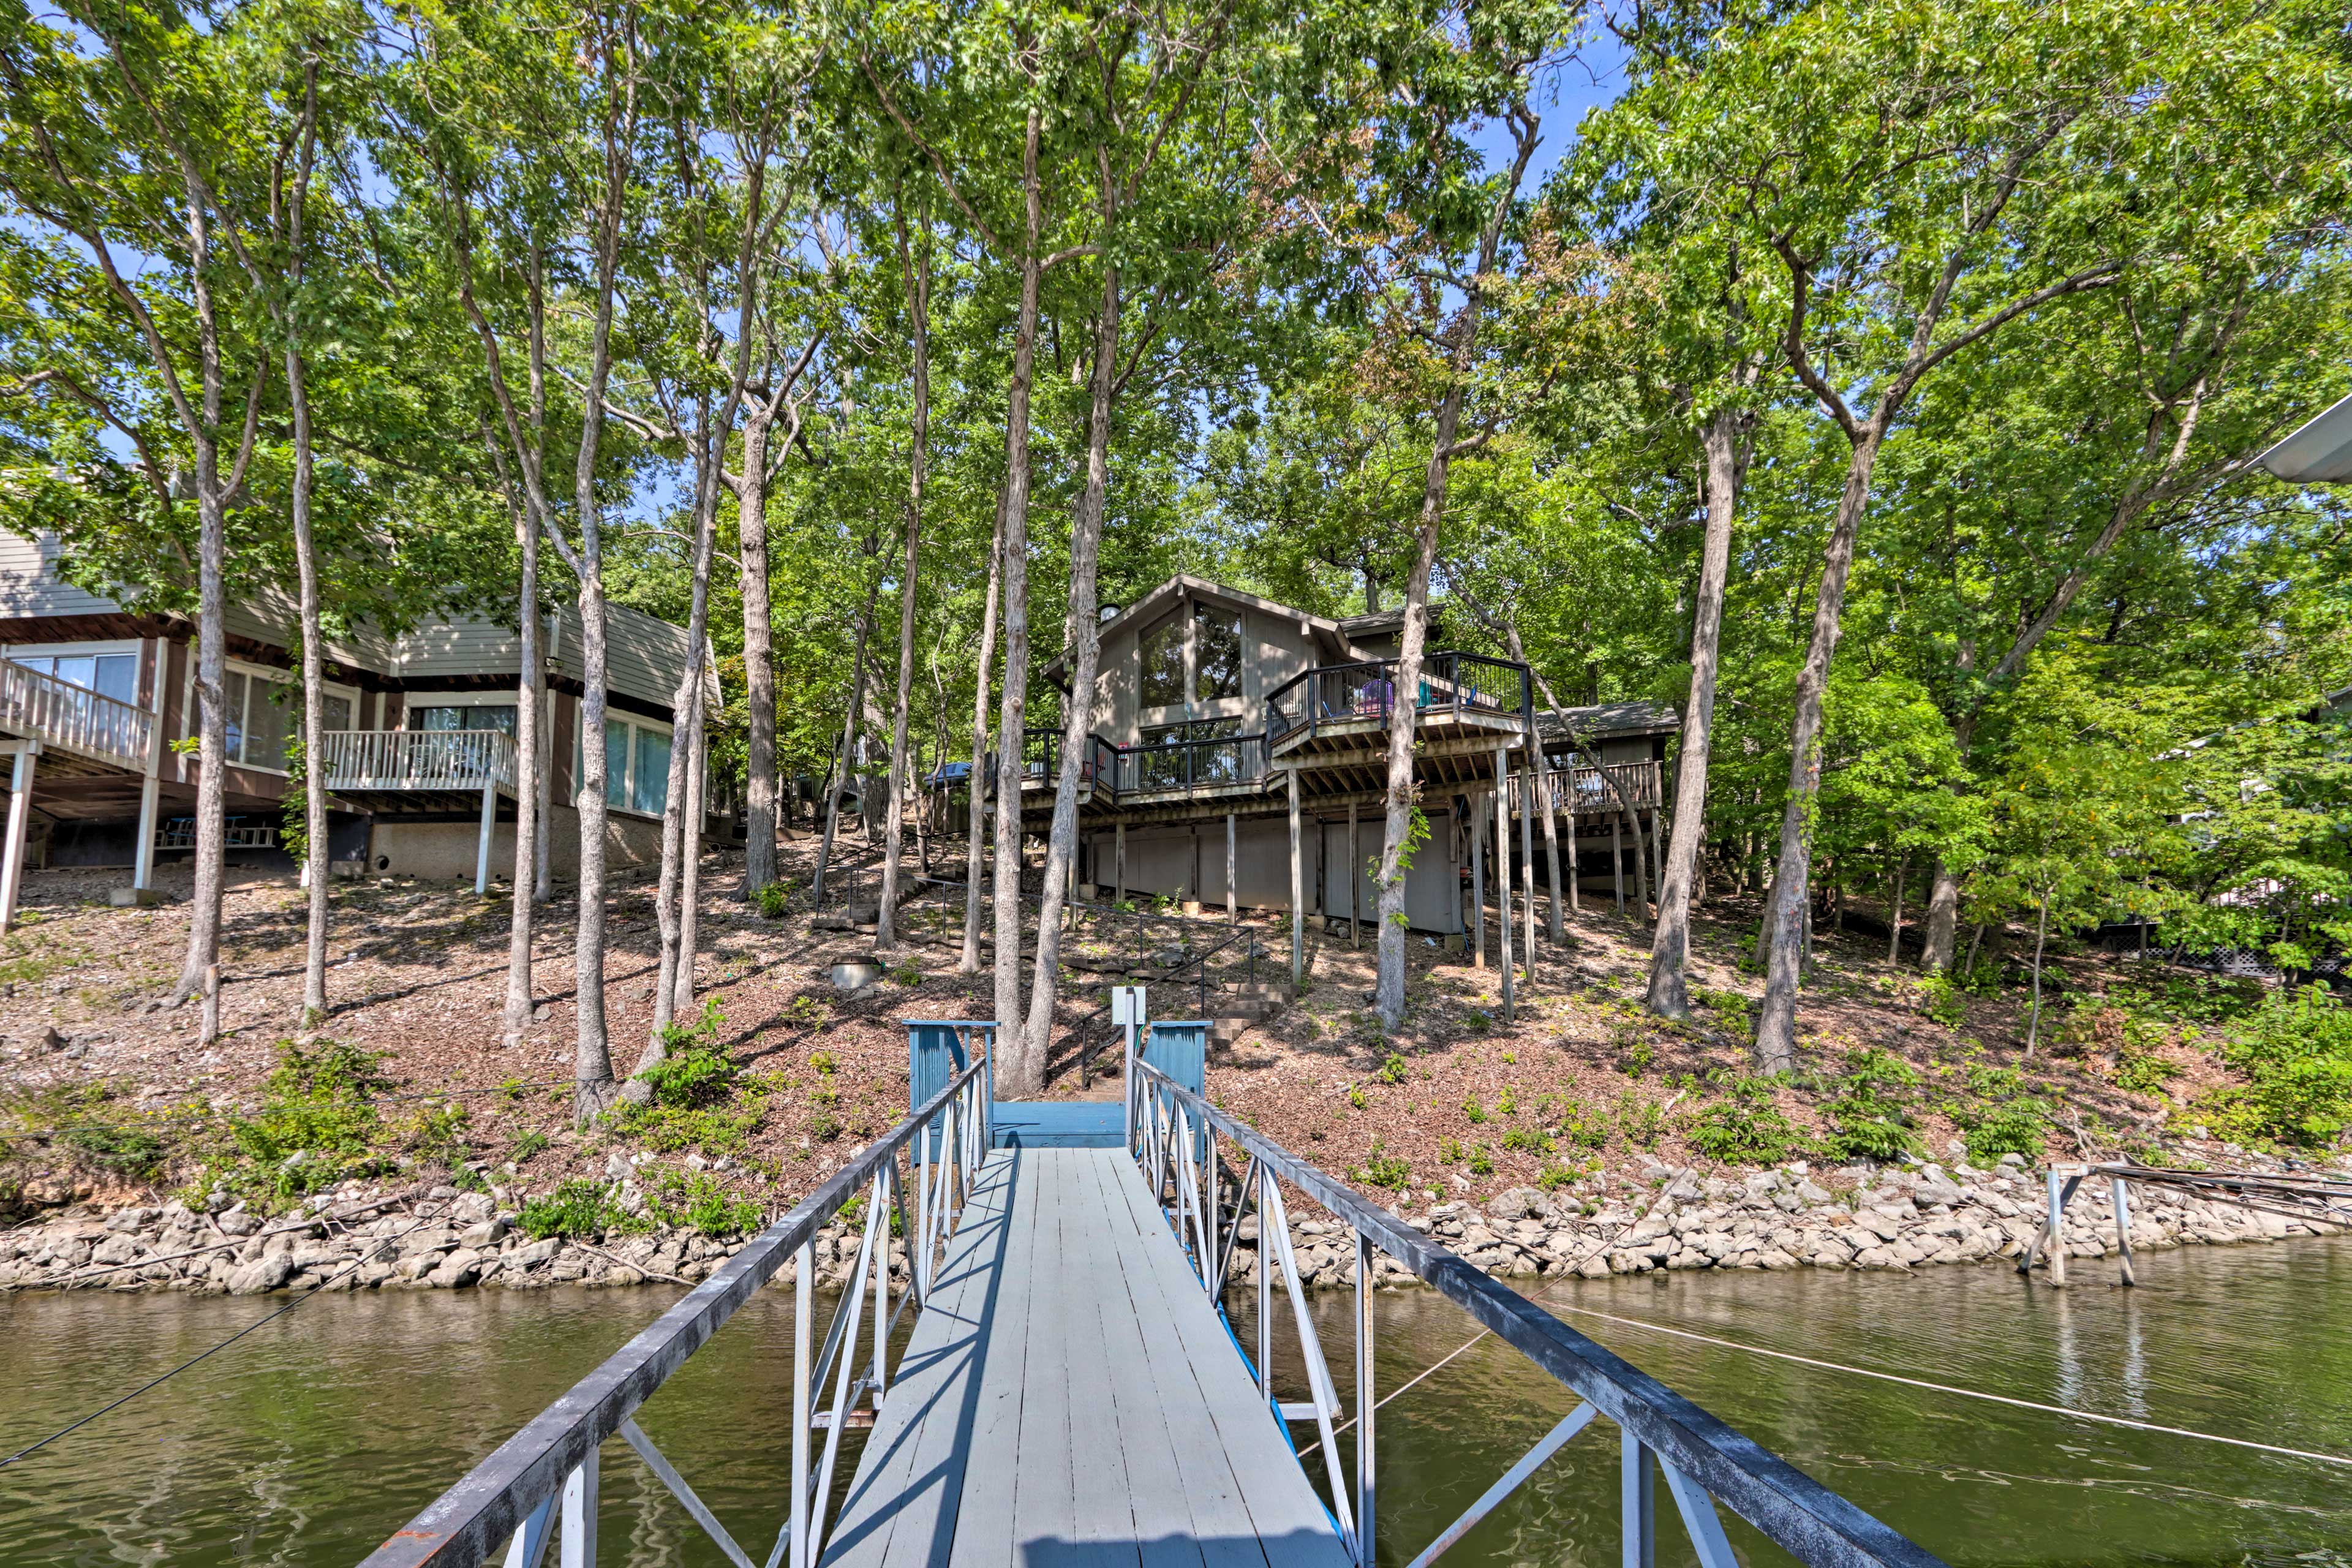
top-left (823, 1147), bottom-right (1351, 1568)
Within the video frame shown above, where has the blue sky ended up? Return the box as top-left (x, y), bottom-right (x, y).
top-left (1463, 29), bottom-right (1631, 184)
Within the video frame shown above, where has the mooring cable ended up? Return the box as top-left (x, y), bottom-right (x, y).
top-left (0, 1207), bottom-right (443, 1471)
top-left (1298, 1267), bottom-right (2352, 1472)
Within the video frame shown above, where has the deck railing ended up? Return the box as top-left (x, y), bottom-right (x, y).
top-left (1115, 730), bottom-right (1267, 794)
top-left (1543, 759), bottom-right (1664, 816)
top-left (360, 1042), bottom-right (995, 1568)
top-left (1266, 650), bottom-right (1532, 747)
top-left (1127, 1057), bottom-right (1947, 1568)
top-left (313, 729), bottom-right (518, 793)
top-left (0, 660), bottom-right (151, 769)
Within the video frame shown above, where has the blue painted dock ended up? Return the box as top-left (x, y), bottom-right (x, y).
top-left (821, 1147), bottom-right (1352, 1567)
top-left (989, 1101), bottom-right (1124, 1148)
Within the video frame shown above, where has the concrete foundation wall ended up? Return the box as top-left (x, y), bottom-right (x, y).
top-left (370, 805), bottom-right (665, 883)
top-left (1085, 808), bottom-right (1463, 933)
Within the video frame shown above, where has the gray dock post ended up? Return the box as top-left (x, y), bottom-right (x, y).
top-left (2111, 1174), bottom-right (2136, 1287)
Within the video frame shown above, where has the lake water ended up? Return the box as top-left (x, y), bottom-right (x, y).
top-left (2, 1237), bottom-right (2347, 1566)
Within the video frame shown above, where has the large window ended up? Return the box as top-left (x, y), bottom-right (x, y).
top-left (1194, 608), bottom-right (1242, 701)
top-left (12, 650), bottom-right (135, 704)
top-left (223, 669), bottom-right (293, 770)
top-left (1137, 602), bottom-right (1246, 712)
top-left (1139, 612), bottom-right (1186, 707)
top-left (414, 703), bottom-right (516, 737)
top-left (1137, 718), bottom-right (1242, 788)
top-left (579, 712), bottom-right (675, 817)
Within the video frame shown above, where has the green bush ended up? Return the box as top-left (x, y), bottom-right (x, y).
top-left (1355, 1144), bottom-right (1411, 1191)
top-left (1616, 1093), bottom-right (1666, 1151)
top-left (2209, 984), bottom-right (2352, 1147)
top-left (1821, 1049), bottom-right (1923, 1163)
top-left (519, 1178), bottom-right (646, 1240)
top-left (1461, 1094), bottom-right (1488, 1125)
top-left (1500, 1124), bottom-right (1555, 1156)
top-left (1954, 1096), bottom-right (2049, 1164)
top-left (212, 1039), bottom-right (392, 1208)
top-left (1465, 1144), bottom-right (1494, 1177)
top-left (616, 1002), bottom-right (773, 1155)
top-left (753, 881), bottom-right (790, 919)
top-left (1379, 1053), bottom-right (1409, 1086)
top-left (1687, 1077), bottom-right (1809, 1165)
top-left (650, 1170), bottom-right (764, 1237)
top-left (1917, 974), bottom-right (1967, 1030)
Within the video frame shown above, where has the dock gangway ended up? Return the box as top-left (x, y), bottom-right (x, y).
top-left (360, 1020), bottom-right (1945, 1568)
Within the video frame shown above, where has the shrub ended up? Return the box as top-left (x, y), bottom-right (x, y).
top-left (1616, 1093), bottom-right (1666, 1151)
top-left (1556, 1099), bottom-right (1610, 1151)
top-left (2207, 984), bottom-right (2352, 1147)
top-left (212, 1039), bottom-right (392, 1208)
top-left (1917, 974), bottom-right (1967, 1030)
top-left (1500, 1125), bottom-right (1555, 1156)
top-left (1954, 1096), bottom-right (2049, 1164)
top-left (1535, 1161), bottom-right (1581, 1192)
top-left (1461, 1094), bottom-right (1488, 1125)
top-left (1687, 1077), bottom-right (1808, 1164)
top-left (1465, 1144), bottom-right (1495, 1177)
top-left (617, 1002), bottom-right (774, 1156)
top-left (1821, 1049), bottom-right (1923, 1163)
top-left (1355, 1144), bottom-right (1411, 1191)
top-left (519, 1178), bottom-right (645, 1241)
top-left (1439, 1136), bottom-right (1465, 1164)
top-left (1379, 1054), bottom-right (1409, 1086)
top-left (753, 881), bottom-right (790, 919)
top-left (61, 1121), bottom-right (167, 1182)
top-left (650, 1170), bottom-right (763, 1237)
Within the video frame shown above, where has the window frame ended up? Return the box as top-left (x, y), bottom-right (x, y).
top-left (1, 639), bottom-right (145, 707)
top-left (573, 706), bottom-right (680, 821)
top-left (205, 657), bottom-right (359, 775)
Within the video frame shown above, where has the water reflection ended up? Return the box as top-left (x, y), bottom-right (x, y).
top-left (1, 1237), bottom-right (2346, 1567)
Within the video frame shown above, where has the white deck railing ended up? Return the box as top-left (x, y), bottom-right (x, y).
top-left (0, 660), bottom-right (152, 770)
top-left (312, 728), bottom-right (516, 793)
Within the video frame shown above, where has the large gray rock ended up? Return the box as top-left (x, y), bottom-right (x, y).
top-left (227, 1253), bottom-right (296, 1295)
top-left (428, 1249), bottom-right (484, 1289)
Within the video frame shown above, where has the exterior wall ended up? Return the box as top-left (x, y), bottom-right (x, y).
top-left (1091, 591), bottom-right (1324, 744)
top-left (369, 802), bottom-right (665, 882)
top-left (1085, 808), bottom-right (1464, 933)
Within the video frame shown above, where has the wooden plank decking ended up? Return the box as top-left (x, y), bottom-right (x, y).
top-left (823, 1147), bottom-right (1351, 1568)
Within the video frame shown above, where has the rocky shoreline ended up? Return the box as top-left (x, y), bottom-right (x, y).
top-left (3, 1150), bottom-right (2344, 1299)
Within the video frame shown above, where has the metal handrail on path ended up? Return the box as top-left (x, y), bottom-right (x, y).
top-left (359, 1054), bottom-right (993, 1568)
top-left (1125, 1057), bottom-right (1948, 1568)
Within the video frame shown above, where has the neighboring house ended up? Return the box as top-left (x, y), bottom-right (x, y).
top-left (0, 530), bottom-right (724, 917)
top-left (1011, 574), bottom-right (1676, 944)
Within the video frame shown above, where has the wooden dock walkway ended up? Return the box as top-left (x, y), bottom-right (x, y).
top-left (822, 1146), bottom-right (1352, 1567)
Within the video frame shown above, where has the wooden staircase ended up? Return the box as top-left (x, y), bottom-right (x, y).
top-left (1210, 980), bottom-right (1286, 1050)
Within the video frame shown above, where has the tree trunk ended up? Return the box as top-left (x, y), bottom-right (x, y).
top-left (1921, 856), bottom-right (1961, 972)
top-left (814, 573), bottom-right (878, 906)
top-left (1374, 391), bottom-right (1461, 1030)
top-left (505, 497), bottom-right (543, 1046)
top-left (878, 202), bottom-right (931, 952)
top-left (1016, 229), bottom-right (1120, 1090)
top-left (1538, 766), bottom-right (1562, 941)
top-left (962, 497), bottom-right (1005, 974)
top-left (644, 402), bottom-right (720, 1057)
top-left (175, 492), bottom-right (228, 1035)
top-left (1886, 849), bottom-right (1909, 965)
top-left (1646, 404), bottom-right (1742, 1019)
top-left (284, 344), bottom-right (331, 1031)
top-left (673, 722), bottom-right (704, 1018)
top-left (2026, 891), bottom-right (2050, 1055)
top-left (1753, 428), bottom-right (1886, 1074)
top-left (991, 110), bottom-right (1044, 1044)
top-left (737, 408), bottom-right (779, 895)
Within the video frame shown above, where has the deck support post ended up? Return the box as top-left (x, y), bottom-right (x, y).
top-left (473, 778), bottom-right (496, 895)
top-left (0, 744), bottom-right (36, 935)
top-left (133, 773), bottom-right (159, 892)
top-left (1256, 1162), bottom-right (1273, 1404)
top-left (1287, 768), bottom-right (1303, 989)
top-left (1494, 748), bottom-right (1514, 1024)
top-left (1346, 802), bottom-right (1359, 947)
top-left (1226, 812), bottom-right (1237, 926)
top-left (1646, 808), bottom-right (1662, 921)
top-left (1470, 799), bottom-right (1486, 970)
top-left (1566, 806), bottom-right (1580, 913)
top-left (1611, 814), bottom-right (1625, 914)
top-left (1115, 820), bottom-right (1126, 907)
top-left (1518, 766), bottom-right (1536, 981)
top-left (1622, 1435), bottom-right (1656, 1568)
top-left (1540, 769), bottom-right (1562, 943)
top-left (2111, 1175), bottom-right (2136, 1287)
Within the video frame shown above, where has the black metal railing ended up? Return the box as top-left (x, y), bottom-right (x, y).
top-left (1128, 1058), bottom-right (1947, 1568)
top-left (1115, 731), bottom-right (1267, 794)
top-left (1265, 650), bottom-right (1532, 746)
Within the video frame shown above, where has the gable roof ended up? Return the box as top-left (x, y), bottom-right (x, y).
top-left (1537, 699), bottom-right (1681, 744)
top-left (1041, 573), bottom-right (1361, 686)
